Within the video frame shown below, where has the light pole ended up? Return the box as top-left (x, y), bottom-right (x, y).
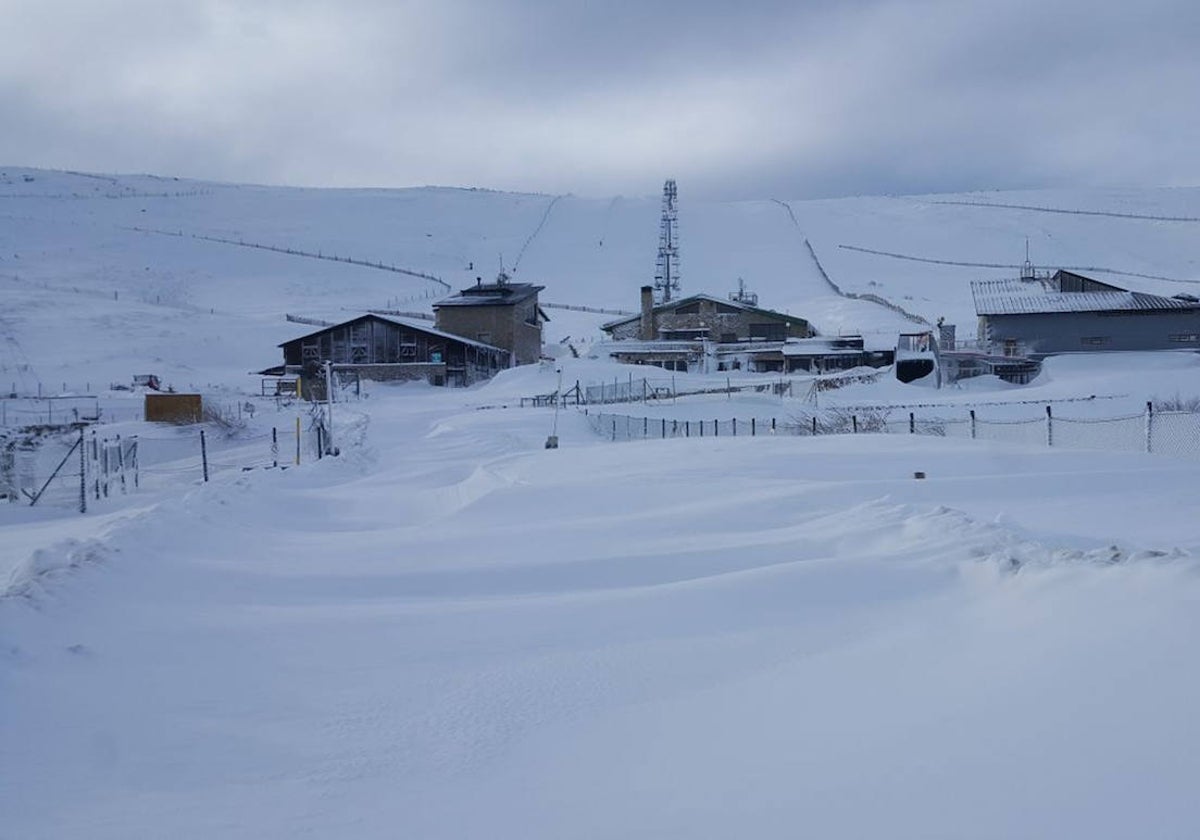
top-left (545, 367), bottom-right (562, 449)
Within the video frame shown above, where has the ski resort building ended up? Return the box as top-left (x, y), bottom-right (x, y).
top-left (433, 273), bottom-right (548, 366)
top-left (972, 270), bottom-right (1200, 358)
top-left (276, 313), bottom-right (510, 388)
top-left (597, 286), bottom-right (892, 374)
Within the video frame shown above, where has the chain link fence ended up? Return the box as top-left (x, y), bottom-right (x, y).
top-left (584, 404), bottom-right (1200, 460)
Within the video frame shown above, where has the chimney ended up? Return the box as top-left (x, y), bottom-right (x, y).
top-left (640, 286), bottom-right (655, 340)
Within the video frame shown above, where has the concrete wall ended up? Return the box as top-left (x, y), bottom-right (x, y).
top-left (982, 309), bottom-right (1200, 356)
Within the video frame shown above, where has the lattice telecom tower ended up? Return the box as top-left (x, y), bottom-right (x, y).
top-left (653, 179), bottom-right (680, 303)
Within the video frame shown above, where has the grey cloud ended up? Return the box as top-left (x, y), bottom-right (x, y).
top-left (2, 0), bottom-right (1198, 198)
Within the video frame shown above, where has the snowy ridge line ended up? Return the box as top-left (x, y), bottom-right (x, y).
top-left (119, 226), bottom-right (452, 290)
top-left (0, 189), bottom-right (211, 200)
top-left (513, 194), bottom-right (563, 271)
top-left (542, 302), bottom-right (635, 316)
top-left (837, 244), bottom-right (1197, 285)
top-left (929, 199), bottom-right (1200, 223)
top-left (772, 200), bottom-right (929, 325)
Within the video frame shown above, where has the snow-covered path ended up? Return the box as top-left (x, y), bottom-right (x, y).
top-left (5, 386), bottom-right (1200, 838)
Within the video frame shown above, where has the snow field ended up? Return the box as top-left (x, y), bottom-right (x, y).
top-left (4, 384), bottom-right (1200, 838)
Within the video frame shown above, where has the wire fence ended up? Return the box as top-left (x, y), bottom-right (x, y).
top-left (1, 418), bottom-right (329, 513)
top-left (584, 403), bottom-right (1200, 460)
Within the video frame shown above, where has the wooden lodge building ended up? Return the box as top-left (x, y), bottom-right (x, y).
top-left (278, 314), bottom-right (510, 387)
top-left (271, 273), bottom-right (547, 390)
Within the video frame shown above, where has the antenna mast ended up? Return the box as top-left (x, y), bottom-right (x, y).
top-left (653, 179), bottom-right (680, 303)
top-left (1020, 237), bottom-right (1036, 281)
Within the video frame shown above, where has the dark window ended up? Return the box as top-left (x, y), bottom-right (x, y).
top-left (749, 323), bottom-right (786, 341)
top-left (673, 303), bottom-right (701, 315)
top-left (720, 332), bottom-right (738, 343)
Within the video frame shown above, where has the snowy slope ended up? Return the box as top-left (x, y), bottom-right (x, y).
top-left (4, 167), bottom-right (1200, 838)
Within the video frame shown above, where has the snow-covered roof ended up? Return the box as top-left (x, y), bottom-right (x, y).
top-left (434, 281), bottom-right (543, 308)
top-left (971, 278), bottom-right (1200, 316)
top-left (602, 293), bottom-right (809, 331)
top-left (279, 313), bottom-right (510, 355)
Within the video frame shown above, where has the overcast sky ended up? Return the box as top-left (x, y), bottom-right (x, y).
top-left (3, 0), bottom-right (1199, 199)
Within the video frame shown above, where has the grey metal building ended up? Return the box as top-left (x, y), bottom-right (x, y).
top-left (972, 270), bottom-right (1200, 358)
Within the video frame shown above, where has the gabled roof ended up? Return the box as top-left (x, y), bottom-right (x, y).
top-left (972, 275), bottom-right (1200, 316)
top-left (434, 279), bottom-right (544, 308)
top-left (278, 312), bottom-right (509, 355)
top-left (602, 292), bottom-right (809, 331)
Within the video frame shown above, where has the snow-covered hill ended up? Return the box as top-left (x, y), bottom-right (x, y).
top-left (4, 166), bottom-right (1200, 391)
top-left (5, 168), bottom-right (1200, 839)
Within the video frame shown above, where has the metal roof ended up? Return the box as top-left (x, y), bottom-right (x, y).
top-left (972, 278), bottom-right (1200, 316)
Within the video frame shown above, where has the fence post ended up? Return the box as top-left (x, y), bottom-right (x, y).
top-left (200, 429), bottom-right (209, 481)
top-left (662, 418), bottom-right (666, 439)
top-left (772, 417), bottom-right (777, 434)
top-left (751, 417), bottom-right (756, 436)
top-left (611, 419), bottom-right (616, 441)
top-left (909, 412), bottom-right (915, 434)
top-left (852, 415), bottom-right (858, 434)
top-left (970, 409), bottom-right (976, 440)
top-left (686, 421), bottom-right (690, 438)
top-left (1045, 405), bottom-right (1053, 447)
top-left (295, 416), bottom-right (301, 465)
top-left (733, 418), bottom-right (737, 436)
top-left (1145, 401), bottom-right (1153, 454)
top-left (92, 433), bottom-right (100, 500)
top-left (643, 416), bottom-right (648, 437)
top-left (812, 416), bottom-right (817, 435)
top-left (116, 434), bottom-right (126, 494)
top-left (700, 420), bottom-right (704, 437)
top-left (272, 427), bottom-right (279, 468)
top-left (714, 419), bottom-right (719, 437)
top-left (78, 427), bottom-right (86, 514)
top-left (131, 438), bottom-right (139, 489)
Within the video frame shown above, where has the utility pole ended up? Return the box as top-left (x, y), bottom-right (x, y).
top-left (323, 360), bottom-right (334, 455)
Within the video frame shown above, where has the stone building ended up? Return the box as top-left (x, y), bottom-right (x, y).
top-left (433, 273), bottom-right (548, 366)
top-left (604, 287), bottom-right (813, 343)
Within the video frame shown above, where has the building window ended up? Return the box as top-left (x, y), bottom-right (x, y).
top-left (749, 323), bottom-right (786, 341)
top-left (720, 332), bottom-right (737, 343)
top-left (1080, 336), bottom-right (1110, 346)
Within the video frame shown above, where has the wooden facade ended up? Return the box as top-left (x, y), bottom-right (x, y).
top-left (278, 314), bottom-right (510, 387)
